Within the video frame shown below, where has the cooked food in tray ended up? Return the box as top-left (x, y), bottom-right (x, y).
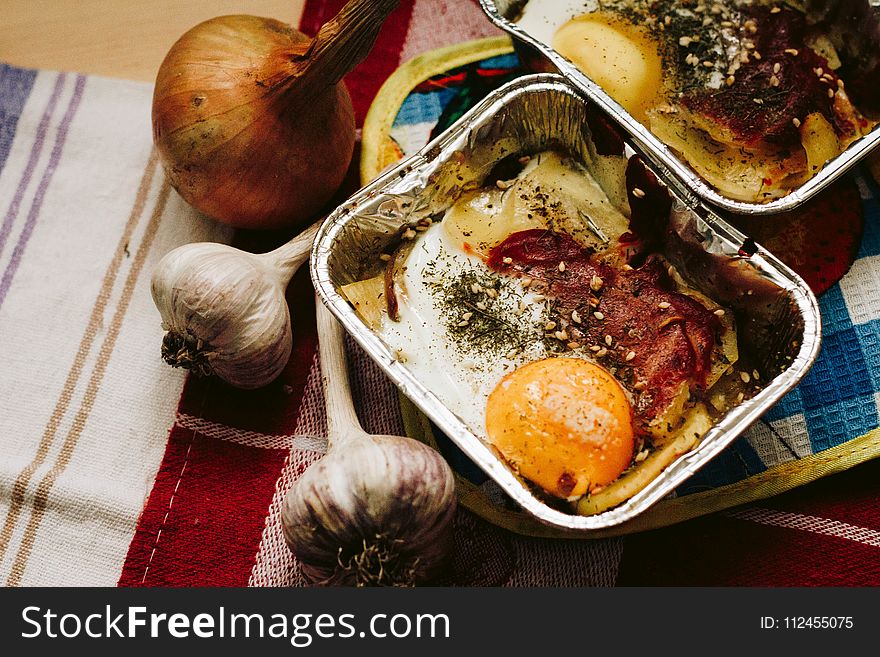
top-left (514, 0), bottom-right (880, 202)
top-left (340, 149), bottom-right (756, 515)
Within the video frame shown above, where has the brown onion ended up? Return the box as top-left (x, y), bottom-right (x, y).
top-left (152, 0), bottom-right (399, 230)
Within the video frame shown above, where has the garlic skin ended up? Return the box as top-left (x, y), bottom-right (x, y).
top-left (151, 243), bottom-right (292, 389)
top-left (150, 221), bottom-right (317, 389)
top-left (282, 435), bottom-right (457, 586)
top-left (281, 298), bottom-right (457, 586)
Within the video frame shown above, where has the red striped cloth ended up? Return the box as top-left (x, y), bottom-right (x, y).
top-left (117, 0), bottom-right (880, 587)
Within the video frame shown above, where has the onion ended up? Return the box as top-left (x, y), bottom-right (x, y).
top-left (152, 0), bottom-right (400, 230)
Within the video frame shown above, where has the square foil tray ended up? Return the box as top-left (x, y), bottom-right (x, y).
top-left (311, 74), bottom-right (821, 532)
top-left (480, 0), bottom-right (880, 216)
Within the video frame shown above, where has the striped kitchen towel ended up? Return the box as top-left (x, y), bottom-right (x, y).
top-left (0, 64), bottom-right (231, 585)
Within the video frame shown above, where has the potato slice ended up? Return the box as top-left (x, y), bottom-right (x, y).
top-left (800, 112), bottom-right (841, 175)
top-left (340, 275), bottom-right (386, 331)
top-left (649, 109), bottom-right (808, 201)
top-left (576, 403), bottom-right (712, 516)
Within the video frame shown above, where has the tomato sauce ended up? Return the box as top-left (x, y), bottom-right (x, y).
top-left (487, 228), bottom-right (721, 428)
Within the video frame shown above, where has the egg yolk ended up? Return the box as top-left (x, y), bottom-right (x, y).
top-left (486, 357), bottom-right (635, 500)
top-left (552, 13), bottom-right (663, 123)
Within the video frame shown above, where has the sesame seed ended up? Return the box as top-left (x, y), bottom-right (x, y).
top-left (635, 449), bottom-right (650, 462)
top-left (753, 51), bottom-right (762, 60)
top-left (753, 369), bottom-right (760, 380)
top-left (456, 319), bottom-right (469, 327)
top-left (502, 256), bottom-right (513, 264)
top-left (726, 75), bottom-right (735, 86)
top-left (658, 301), bottom-right (671, 309)
top-left (714, 308), bottom-right (725, 317)
top-left (784, 48), bottom-right (799, 56)
top-left (379, 253), bottom-right (391, 261)
top-left (571, 310), bottom-right (582, 324)
top-left (558, 261), bottom-right (566, 272)
top-left (771, 6), bottom-right (781, 13)
top-left (745, 40), bottom-right (755, 50)
top-left (521, 277), bottom-right (532, 288)
top-left (679, 36), bottom-right (692, 47)
top-left (633, 381), bottom-right (646, 392)
top-left (664, 15), bottom-right (671, 25)
top-left (462, 312), bottom-right (473, 321)
top-left (625, 351), bottom-right (636, 362)
top-left (773, 62), bottom-right (781, 74)
top-left (471, 283), bottom-right (482, 294)
top-left (828, 88), bottom-right (835, 98)
top-left (753, 98), bottom-right (764, 105)
top-left (622, 264), bottom-right (634, 271)
top-left (740, 371), bottom-right (751, 383)
top-left (485, 288), bottom-right (498, 299)
top-left (596, 347), bottom-right (608, 358)
top-left (632, 187), bottom-right (646, 199)
top-left (593, 311), bottom-right (605, 320)
top-left (815, 67), bottom-right (824, 77)
top-left (792, 117), bottom-right (801, 128)
top-left (495, 179), bottom-right (514, 190)
top-left (402, 228), bottom-right (416, 240)
top-left (590, 275), bottom-right (604, 291)
top-left (702, 60), bottom-right (714, 68)
top-left (589, 345), bottom-right (601, 352)
top-left (770, 75), bottom-right (779, 87)
top-left (475, 301), bottom-right (487, 311)
top-left (605, 335), bottom-right (613, 346)
top-left (544, 321), bottom-right (557, 331)
top-left (532, 294), bottom-right (545, 303)
top-left (555, 330), bottom-right (569, 341)
top-left (567, 342), bottom-right (581, 350)
top-left (414, 224), bottom-right (429, 232)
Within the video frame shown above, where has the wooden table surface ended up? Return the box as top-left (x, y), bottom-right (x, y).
top-left (1, 0), bottom-right (306, 82)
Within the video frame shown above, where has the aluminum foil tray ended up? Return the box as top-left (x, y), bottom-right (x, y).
top-left (311, 74), bottom-right (820, 532)
top-left (480, 0), bottom-right (880, 216)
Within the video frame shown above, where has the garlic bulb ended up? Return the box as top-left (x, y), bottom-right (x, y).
top-left (282, 299), bottom-right (457, 586)
top-left (151, 222), bottom-right (319, 389)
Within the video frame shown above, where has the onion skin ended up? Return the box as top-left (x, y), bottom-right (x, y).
top-left (152, 15), bottom-right (356, 230)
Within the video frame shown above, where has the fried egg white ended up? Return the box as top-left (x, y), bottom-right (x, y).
top-left (378, 221), bottom-right (555, 436)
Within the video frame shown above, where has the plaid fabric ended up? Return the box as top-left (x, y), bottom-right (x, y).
top-left (3, 0), bottom-right (880, 587)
